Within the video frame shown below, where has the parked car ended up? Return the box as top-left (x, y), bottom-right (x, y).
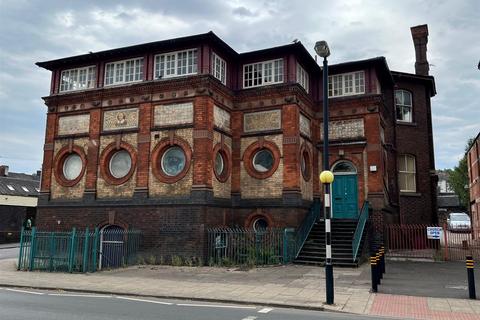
top-left (447, 212), bottom-right (471, 232)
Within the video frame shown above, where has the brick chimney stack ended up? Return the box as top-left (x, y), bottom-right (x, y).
top-left (411, 24), bottom-right (430, 76)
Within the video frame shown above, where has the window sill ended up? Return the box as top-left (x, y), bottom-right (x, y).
top-left (400, 192), bottom-right (422, 197)
top-left (396, 121), bottom-right (417, 127)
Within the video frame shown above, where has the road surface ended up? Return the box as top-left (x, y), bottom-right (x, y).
top-left (0, 287), bottom-right (389, 320)
top-left (0, 245), bottom-right (18, 260)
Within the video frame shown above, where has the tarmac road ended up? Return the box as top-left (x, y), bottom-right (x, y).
top-left (0, 287), bottom-right (391, 320)
top-left (0, 245), bottom-right (18, 260)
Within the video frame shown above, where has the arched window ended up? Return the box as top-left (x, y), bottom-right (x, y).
top-left (332, 161), bottom-right (357, 174)
top-left (395, 90), bottom-right (412, 122)
top-left (398, 154), bottom-right (416, 192)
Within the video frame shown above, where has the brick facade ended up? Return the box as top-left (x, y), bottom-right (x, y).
top-left (35, 29), bottom-right (437, 257)
top-left (467, 133), bottom-right (480, 235)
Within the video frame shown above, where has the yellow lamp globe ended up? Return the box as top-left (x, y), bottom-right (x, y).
top-left (320, 170), bottom-right (334, 184)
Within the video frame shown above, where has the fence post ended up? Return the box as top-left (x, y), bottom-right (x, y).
top-left (29, 227), bottom-right (36, 271)
top-left (49, 232), bottom-right (55, 272)
top-left (82, 227), bottom-right (89, 273)
top-left (443, 223), bottom-right (448, 261)
top-left (92, 227), bottom-right (99, 272)
top-left (68, 228), bottom-right (76, 273)
top-left (17, 227), bottom-right (24, 271)
top-left (466, 255), bottom-right (476, 299)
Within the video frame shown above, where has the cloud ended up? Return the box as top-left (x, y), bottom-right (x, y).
top-left (0, 0), bottom-right (479, 173)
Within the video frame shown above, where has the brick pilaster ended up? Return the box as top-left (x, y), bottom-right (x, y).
top-left (136, 103), bottom-right (152, 191)
top-left (282, 104), bottom-right (300, 192)
top-left (231, 111), bottom-right (242, 196)
top-left (192, 96), bottom-right (214, 190)
top-left (84, 109), bottom-right (101, 199)
top-left (40, 112), bottom-right (57, 193)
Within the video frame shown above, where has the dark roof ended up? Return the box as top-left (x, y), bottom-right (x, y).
top-left (36, 31), bottom-right (238, 71)
top-left (437, 194), bottom-right (461, 208)
top-left (466, 131), bottom-right (480, 154)
top-left (239, 42), bottom-right (321, 75)
top-left (0, 172), bottom-right (40, 197)
top-left (391, 70), bottom-right (436, 96)
top-left (330, 57), bottom-right (394, 86)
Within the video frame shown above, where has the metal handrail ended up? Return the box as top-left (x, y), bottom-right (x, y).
top-left (294, 200), bottom-right (321, 259)
top-left (352, 201), bottom-right (369, 262)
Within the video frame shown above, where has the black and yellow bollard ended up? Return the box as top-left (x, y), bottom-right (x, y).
top-left (380, 246), bottom-right (386, 275)
top-left (376, 250), bottom-right (382, 284)
top-left (371, 253), bottom-right (378, 293)
top-left (466, 256), bottom-right (476, 299)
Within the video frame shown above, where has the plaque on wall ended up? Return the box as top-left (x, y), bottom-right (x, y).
top-left (154, 102), bottom-right (193, 126)
top-left (57, 114), bottom-right (90, 135)
top-left (320, 118), bottom-right (364, 140)
top-left (299, 114), bottom-right (311, 137)
top-left (243, 110), bottom-right (281, 133)
top-left (214, 105), bottom-right (230, 131)
top-left (103, 108), bottom-right (139, 131)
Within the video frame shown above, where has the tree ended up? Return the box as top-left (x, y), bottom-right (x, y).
top-left (447, 138), bottom-right (475, 211)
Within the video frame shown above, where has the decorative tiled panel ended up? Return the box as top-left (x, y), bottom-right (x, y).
top-left (243, 110), bottom-right (281, 133)
top-left (103, 108), bottom-right (139, 131)
top-left (300, 114), bottom-right (311, 137)
top-left (57, 114), bottom-right (90, 135)
top-left (320, 118), bottom-right (364, 140)
top-left (214, 105), bottom-right (230, 131)
top-left (154, 103), bottom-right (193, 126)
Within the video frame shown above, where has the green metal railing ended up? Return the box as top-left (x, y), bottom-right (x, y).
top-left (206, 227), bottom-right (294, 266)
top-left (352, 201), bottom-right (369, 262)
top-left (293, 200), bottom-right (321, 259)
top-left (18, 227), bottom-right (141, 273)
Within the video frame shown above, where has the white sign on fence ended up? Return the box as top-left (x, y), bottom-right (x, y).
top-left (426, 227), bottom-right (443, 240)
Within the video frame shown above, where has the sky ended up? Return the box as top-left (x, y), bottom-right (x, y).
top-left (0, 0), bottom-right (479, 174)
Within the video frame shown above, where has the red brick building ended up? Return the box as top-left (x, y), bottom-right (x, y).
top-left (467, 132), bottom-right (480, 237)
top-left (35, 25), bottom-right (437, 259)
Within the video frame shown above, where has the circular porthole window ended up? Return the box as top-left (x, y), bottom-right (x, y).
top-left (252, 149), bottom-right (274, 173)
top-left (161, 146), bottom-right (186, 177)
top-left (63, 153), bottom-right (82, 181)
top-left (215, 152), bottom-right (225, 177)
top-left (109, 150), bottom-right (132, 179)
top-left (301, 149), bottom-right (311, 181)
top-left (253, 218), bottom-right (269, 232)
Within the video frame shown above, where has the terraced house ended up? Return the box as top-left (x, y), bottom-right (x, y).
top-left (35, 25), bottom-right (437, 264)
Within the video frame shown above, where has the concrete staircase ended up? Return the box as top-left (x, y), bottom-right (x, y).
top-left (294, 220), bottom-right (364, 267)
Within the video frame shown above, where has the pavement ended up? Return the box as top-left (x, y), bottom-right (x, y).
top-left (0, 254), bottom-right (480, 319)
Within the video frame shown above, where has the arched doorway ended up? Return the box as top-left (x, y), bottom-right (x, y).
top-left (100, 225), bottom-right (125, 269)
top-left (332, 161), bottom-right (359, 219)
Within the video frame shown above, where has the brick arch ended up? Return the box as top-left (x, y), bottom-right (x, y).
top-left (53, 144), bottom-right (87, 187)
top-left (330, 156), bottom-right (363, 173)
top-left (299, 142), bottom-right (312, 181)
top-left (97, 219), bottom-right (129, 231)
top-left (212, 143), bottom-right (231, 183)
top-left (151, 136), bottom-right (192, 184)
top-left (243, 140), bottom-right (281, 179)
top-left (244, 209), bottom-right (275, 229)
top-left (99, 141), bottom-right (137, 186)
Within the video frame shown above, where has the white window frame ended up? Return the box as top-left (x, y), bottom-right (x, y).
top-left (154, 48), bottom-right (198, 80)
top-left (398, 154), bottom-right (416, 192)
top-left (104, 57), bottom-right (144, 86)
top-left (59, 65), bottom-right (96, 93)
top-left (395, 89), bottom-right (413, 122)
top-left (328, 71), bottom-right (365, 97)
top-left (212, 52), bottom-right (227, 85)
top-left (243, 58), bottom-right (284, 89)
top-left (296, 62), bottom-right (309, 93)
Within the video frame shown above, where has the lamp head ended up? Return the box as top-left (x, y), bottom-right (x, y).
top-left (314, 41), bottom-right (330, 58)
top-left (320, 170), bottom-right (334, 184)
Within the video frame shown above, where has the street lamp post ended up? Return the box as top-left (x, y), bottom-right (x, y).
top-left (315, 40), bottom-right (334, 305)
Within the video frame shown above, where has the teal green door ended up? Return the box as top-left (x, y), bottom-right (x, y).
top-left (332, 175), bottom-right (358, 219)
